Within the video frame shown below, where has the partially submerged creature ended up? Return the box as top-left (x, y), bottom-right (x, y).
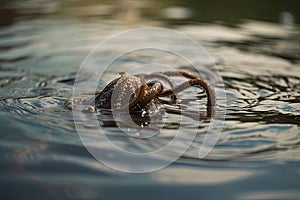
top-left (65, 70), bottom-right (216, 126)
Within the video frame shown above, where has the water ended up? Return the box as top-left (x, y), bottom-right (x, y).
top-left (1, 2), bottom-right (300, 199)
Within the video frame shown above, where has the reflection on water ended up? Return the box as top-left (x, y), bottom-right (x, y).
top-left (0, 1), bottom-right (300, 199)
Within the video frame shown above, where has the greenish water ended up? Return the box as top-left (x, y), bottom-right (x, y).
top-left (0, 1), bottom-right (300, 199)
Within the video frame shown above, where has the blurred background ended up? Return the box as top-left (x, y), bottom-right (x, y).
top-left (0, 0), bottom-right (299, 26)
top-left (0, 1), bottom-right (300, 200)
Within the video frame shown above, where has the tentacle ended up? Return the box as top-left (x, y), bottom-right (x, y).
top-left (136, 72), bottom-right (177, 101)
top-left (140, 73), bottom-right (175, 88)
top-left (138, 81), bottom-right (164, 108)
top-left (158, 79), bottom-right (216, 117)
top-left (160, 70), bottom-right (204, 80)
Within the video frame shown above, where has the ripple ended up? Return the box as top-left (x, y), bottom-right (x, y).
top-left (0, 18), bottom-right (299, 165)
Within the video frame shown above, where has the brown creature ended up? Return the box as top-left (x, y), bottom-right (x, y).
top-left (65, 70), bottom-right (216, 123)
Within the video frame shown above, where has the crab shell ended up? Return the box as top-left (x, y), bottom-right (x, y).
top-left (93, 75), bottom-right (157, 111)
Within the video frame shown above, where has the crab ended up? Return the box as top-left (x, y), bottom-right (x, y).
top-left (65, 70), bottom-right (216, 125)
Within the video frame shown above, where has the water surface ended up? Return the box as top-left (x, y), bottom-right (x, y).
top-left (0, 5), bottom-right (300, 200)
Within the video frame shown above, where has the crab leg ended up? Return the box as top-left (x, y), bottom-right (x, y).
top-left (158, 79), bottom-right (216, 117)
